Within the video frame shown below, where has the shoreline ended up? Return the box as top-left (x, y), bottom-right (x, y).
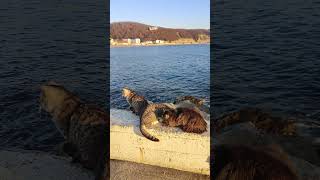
top-left (0, 149), bottom-right (94, 180)
top-left (110, 42), bottom-right (209, 48)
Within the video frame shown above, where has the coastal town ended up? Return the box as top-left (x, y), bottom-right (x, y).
top-left (110, 25), bottom-right (210, 47)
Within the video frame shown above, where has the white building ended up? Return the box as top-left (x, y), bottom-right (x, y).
top-left (149, 26), bottom-right (158, 31)
top-left (132, 38), bottom-right (141, 44)
top-left (144, 41), bottom-right (153, 44)
top-left (122, 38), bottom-right (132, 44)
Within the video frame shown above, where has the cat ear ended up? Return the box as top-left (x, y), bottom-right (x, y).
top-left (46, 80), bottom-right (61, 86)
top-left (199, 99), bottom-right (205, 105)
top-left (122, 87), bottom-right (129, 95)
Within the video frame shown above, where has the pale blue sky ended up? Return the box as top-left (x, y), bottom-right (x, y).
top-left (110, 0), bottom-right (210, 29)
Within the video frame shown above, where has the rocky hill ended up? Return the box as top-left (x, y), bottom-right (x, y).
top-left (110, 22), bottom-right (210, 42)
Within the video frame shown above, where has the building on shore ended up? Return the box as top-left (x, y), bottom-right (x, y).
top-left (148, 26), bottom-right (158, 31)
top-left (109, 38), bottom-right (142, 46)
top-left (122, 38), bottom-right (132, 44)
top-left (143, 40), bottom-right (153, 44)
top-left (131, 38), bottom-right (141, 44)
top-left (170, 38), bottom-right (196, 44)
top-left (110, 38), bottom-right (115, 45)
top-left (197, 34), bottom-right (210, 43)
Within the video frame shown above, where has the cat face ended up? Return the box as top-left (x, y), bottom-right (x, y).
top-left (40, 82), bottom-right (81, 136)
top-left (162, 110), bottom-right (179, 127)
top-left (40, 84), bottom-right (70, 114)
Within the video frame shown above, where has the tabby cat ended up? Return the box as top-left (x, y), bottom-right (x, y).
top-left (213, 144), bottom-right (298, 180)
top-left (214, 107), bottom-right (296, 136)
top-left (174, 96), bottom-right (204, 107)
top-left (122, 87), bottom-right (173, 141)
top-left (162, 108), bottom-right (207, 133)
top-left (122, 87), bottom-right (149, 116)
top-left (140, 103), bottom-right (175, 141)
top-left (174, 96), bottom-right (209, 114)
top-left (40, 82), bottom-right (109, 180)
top-left (162, 96), bottom-right (207, 134)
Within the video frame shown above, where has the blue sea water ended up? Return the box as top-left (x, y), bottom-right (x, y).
top-left (110, 44), bottom-right (210, 109)
top-left (213, 0), bottom-right (320, 120)
top-left (0, 0), bottom-right (107, 151)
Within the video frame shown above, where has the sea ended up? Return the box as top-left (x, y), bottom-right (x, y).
top-left (213, 0), bottom-right (320, 123)
top-left (110, 44), bottom-right (210, 109)
top-left (0, 0), bottom-right (107, 151)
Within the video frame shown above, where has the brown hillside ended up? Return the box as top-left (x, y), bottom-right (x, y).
top-left (110, 22), bottom-right (209, 41)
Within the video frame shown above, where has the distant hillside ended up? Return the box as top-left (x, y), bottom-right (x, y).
top-left (110, 22), bottom-right (210, 42)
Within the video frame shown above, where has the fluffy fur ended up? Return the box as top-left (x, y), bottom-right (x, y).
top-left (122, 87), bottom-right (175, 142)
top-left (174, 96), bottom-right (210, 114)
top-left (140, 103), bottom-right (174, 141)
top-left (40, 82), bottom-right (109, 180)
top-left (122, 87), bottom-right (148, 116)
top-left (162, 108), bottom-right (207, 133)
top-left (174, 96), bottom-right (204, 107)
top-left (212, 144), bottom-right (298, 180)
top-left (214, 107), bottom-right (296, 136)
top-left (162, 97), bottom-right (207, 134)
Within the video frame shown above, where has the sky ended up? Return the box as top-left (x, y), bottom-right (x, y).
top-left (110, 0), bottom-right (210, 29)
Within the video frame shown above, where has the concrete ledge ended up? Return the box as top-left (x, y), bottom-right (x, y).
top-left (110, 109), bottom-right (210, 175)
top-left (110, 159), bottom-right (209, 180)
top-left (0, 149), bottom-right (93, 180)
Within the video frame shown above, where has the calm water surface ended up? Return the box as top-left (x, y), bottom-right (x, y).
top-left (213, 0), bottom-right (320, 120)
top-left (0, 0), bottom-right (107, 151)
top-left (111, 44), bottom-right (210, 109)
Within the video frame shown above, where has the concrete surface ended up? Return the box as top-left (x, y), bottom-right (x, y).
top-left (0, 149), bottom-right (210, 180)
top-left (110, 109), bottom-right (210, 175)
top-left (0, 149), bottom-right (94, 180)
top-left (110, 159), bottom-right (209, 180)
top-left (214, 122), bottom-right (320, 180)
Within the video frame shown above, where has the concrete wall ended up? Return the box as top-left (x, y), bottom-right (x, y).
top-left (111, 159), bottom-right (210, 180)
top-left (110, 109), bottom-right (210, 175)
top-left (0, 150), bottom-right (94, 180)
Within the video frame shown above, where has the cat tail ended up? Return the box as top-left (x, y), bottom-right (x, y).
top-left (139, 103), bottom-right (175, 142)
top-left (140, 124), bottom-right (159, 142)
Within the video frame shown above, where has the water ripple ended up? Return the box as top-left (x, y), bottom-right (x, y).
top-left (0, 0), bottom-right (107, 151)
top-left (111, 45), bottom-right (210, 109)
top-left (213, 0), bottom-right (320, 117)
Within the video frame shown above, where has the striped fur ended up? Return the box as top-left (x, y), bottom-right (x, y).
top-left (40, 82), bottom-right (109, 180)
top-left (174, 96), bottom-right (210, 114)
top-left (162, 105), bottom-right (207, 134)
top-left (214, 108), bottom-right (296, 136)
top-left (140, 103), bottom-right (174, 141)
top-left (122, 87), bottom-right (149, 117)
top-left (213, 144), bottom-right (298, 180)
top-left (122, 87), bottom-right (174, 141)
top-left (174, 96), bottom-right (204, 107)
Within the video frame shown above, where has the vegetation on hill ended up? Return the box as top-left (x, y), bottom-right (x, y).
top-left (110, 22), bottom-right (210, 41)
